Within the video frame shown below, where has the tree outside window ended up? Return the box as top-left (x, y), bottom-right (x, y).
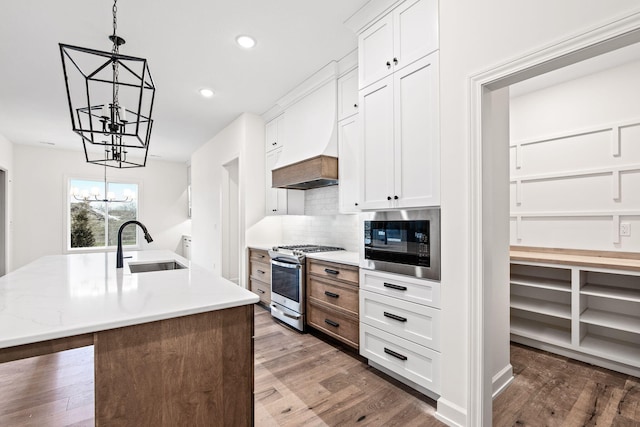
top-left (69, 179), bottom-right (138, 249)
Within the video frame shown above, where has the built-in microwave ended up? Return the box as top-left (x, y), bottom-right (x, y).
top-left (362, 208), bottom-right (440, 281)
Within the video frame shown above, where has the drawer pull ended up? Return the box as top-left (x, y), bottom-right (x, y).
top-left (383, 312), bottom-right (407, 322)
top-left (257, 289), bottom-right (265, 294)
top-left (324, 291), bottom-right (340, 298)
top-left (259, 254), bottom-right (265, 258)
top-left (324, 268), bottom-right (340, 275)
top-left (383, 282), bottom-right (407, 291)
top-left (324, 319), bottom-right (340, 328)
top-left (384, 347), bottom-right (407, 361)
top-left (257, 270), bottom-right (265, 274)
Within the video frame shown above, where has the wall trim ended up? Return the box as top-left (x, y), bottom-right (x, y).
top-left (468, 7), bottom-right (640, 427)
top-left (435, 398), bottom-right (467, 427)
top-left (491, 364), bottom-right (514, 399)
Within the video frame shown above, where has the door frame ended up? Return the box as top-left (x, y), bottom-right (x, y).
top-left (468, 10), bottom-right (640, 426)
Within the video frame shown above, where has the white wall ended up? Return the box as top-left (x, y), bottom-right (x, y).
top-left (190, 113), bottom-right (267, 286)
top-left (12, 145), bottom-right (190, 269)
top-left (438, 2), bottom-right (640, 425)
top-left (0, 134), bottom-right (13, 273)
top-left (510, 60), bottom-right (640, 251)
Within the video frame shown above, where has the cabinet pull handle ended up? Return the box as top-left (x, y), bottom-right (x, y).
top-left (324, 291), bottom-right (340, 298)
top-left (384, 347), bottom-right (407, 361)
top-left (393, 57), bottom-right (398, 65)
top-left (355, 202), bottom-right (359, 206)
top-left (257, 289), bottom-right (265, 294)
top-left (257, 270), bottom-right (265, 274)
top-left (386, 60), bottom-right (391, 68)
top-left (384, 312), bottom-right (407, 322)
top-left (394, 195), bottom-right (399, 200)
top-left (387, 196), bottom-right (392, 201)
top-left (324, 268), bottom-right (340, 275)
top-left (353, 103), bottom-right (358, 108)
top-left (325, 319), bottom-right (340, 328)
top-left (259, 254), bottom-right (265, 258)
top-left (272, 142), bottom-right (277, 145)
top-left (384, 282), bottom-right (407, 291)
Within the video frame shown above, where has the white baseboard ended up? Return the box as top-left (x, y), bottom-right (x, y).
top-left (435, 398), bottom-right (466, 427)
top-left (492, 363), bottom-right (514, 399)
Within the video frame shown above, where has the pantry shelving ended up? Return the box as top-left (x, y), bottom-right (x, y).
top-left (510, 247), bottom-right (640, 377)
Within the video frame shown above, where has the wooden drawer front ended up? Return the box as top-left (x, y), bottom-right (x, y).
top-left (250, 278), bottom-right (271, 305)
top-left (360, 269), bottom-right (440, 308)
top-left (360, 324), bottom-right (440, 393)
top-left (308, 276), bottom-right (359, 316)
top-left (250, 261), bottom-right (271, 284)
top-left (249, 249), bottom-right (269, 264)
top-left (360, 290), bottom-right (440, 351)
top-left (308, 300), bottom-right (359, 349)
top-left (308, 260), bottom-right (359, 285)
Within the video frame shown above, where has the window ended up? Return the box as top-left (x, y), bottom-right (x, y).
top-left (68, 179), bottom-right (139, 249)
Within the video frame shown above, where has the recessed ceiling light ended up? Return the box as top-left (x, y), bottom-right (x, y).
top-left (236, 35), bottom-right (256, 49)
top-left (199, 88), bottom-right (215, 98)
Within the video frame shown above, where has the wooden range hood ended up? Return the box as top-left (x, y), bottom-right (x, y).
top-left (272, 155), bottom-right (338, 190)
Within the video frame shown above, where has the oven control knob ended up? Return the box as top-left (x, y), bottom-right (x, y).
top-left (272, 246), bottom-right (279, 251)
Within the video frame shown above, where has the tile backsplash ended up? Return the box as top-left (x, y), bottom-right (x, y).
top-left (304, 186), bottom-right (339, 216)
top-left (282, 214), bottom-right (360, 252)
top-left (279, 185), bottom-right (359, 251)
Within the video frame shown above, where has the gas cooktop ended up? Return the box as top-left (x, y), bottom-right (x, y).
top-left (274, 244), bottom-right (345, 253)
top-left (269, 244), bottom-right (345, 261)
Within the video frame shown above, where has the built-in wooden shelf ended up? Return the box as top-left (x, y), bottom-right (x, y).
top-left (511, 274), bottom-right (571, 292)
top-left (510, 316), bottom-right (571, 346)
top-left (580, 284), bottom-right (640, 303)
top-left (580, 308), bottom-right (640, 334)
top-left (510, 295), bottom-right (571, 319)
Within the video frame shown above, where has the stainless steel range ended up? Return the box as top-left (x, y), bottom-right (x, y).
top-left (268, 244), bottom-right (344, 331)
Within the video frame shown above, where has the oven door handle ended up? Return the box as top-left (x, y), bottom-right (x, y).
top-left (270, 304), bottom-right (301, 320)
top-left (271, 259), bottom-right (302, 269)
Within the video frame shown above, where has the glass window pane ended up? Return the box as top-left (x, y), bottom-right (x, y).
top-left (69, 179), bottom-right (138, 249)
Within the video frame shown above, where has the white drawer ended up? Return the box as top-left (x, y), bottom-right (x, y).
top-left (360, 324), bottom-right (440, 393)
top-left (360, 269), bottom-right (441, 308)
top-left (360, 290), bottom-right (440, 351)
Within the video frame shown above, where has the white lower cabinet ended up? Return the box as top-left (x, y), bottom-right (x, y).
top-left (359, 269), bottom-right (441, 396)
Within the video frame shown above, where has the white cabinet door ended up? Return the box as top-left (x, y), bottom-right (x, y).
top-left (359, 75), bottom-right (395, 210)
top-left (265, 115), bottom-right (284, 152)
top-left (393, 53), bottom-right (440, 207)
top-left (338, 115), bottom-right (361, 213)
top-left (358, 13), bottom-right (393, 89)
top-left (265, 148), bottom-right (287, 215)
top-left (338, 68), bottom-right (360, 121)
top-left (393, 0), bottom-right (438, 72)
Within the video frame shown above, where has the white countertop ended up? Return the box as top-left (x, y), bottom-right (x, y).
top-left (306, 251), bottom-right (360, 266)
top-left (0, 250), bottom-right (259, 349)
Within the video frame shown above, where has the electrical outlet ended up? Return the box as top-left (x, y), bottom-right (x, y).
top-left (620, 222), bottom-right (631, 236)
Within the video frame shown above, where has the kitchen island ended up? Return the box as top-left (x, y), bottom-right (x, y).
top-left (0, 250), bottom-right (259, 426)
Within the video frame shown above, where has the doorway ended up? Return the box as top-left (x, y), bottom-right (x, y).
top-left (0, 169), bottom-right (5, 276)
top-left (470, 16), bottom-right (640, 427)
top-left (221, 158), bottom-right (240, 284)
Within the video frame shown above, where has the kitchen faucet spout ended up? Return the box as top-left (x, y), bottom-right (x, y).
top-left (116, 220), bottom-right (154, 268)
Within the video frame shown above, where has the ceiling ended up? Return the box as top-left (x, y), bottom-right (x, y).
top-left (0, 0), bottom-right (370, 163)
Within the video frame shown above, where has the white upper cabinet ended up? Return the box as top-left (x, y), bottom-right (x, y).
top-left (265, 114), bottom-right (285, 152)
top-left (358, 0), bottom-right (438, 90)
top-left (337, 68), bottom-right (359, 121)
top-left (265, 148), bottom-right (287, 215)
top-left (359, 52), bottom-right (440, 210)
top-left (393, 53), bottom-right (440, 208)
top-left (359, 75), bottom-right (395, 210)
top-left (338, 114), bottom-right (361, 213)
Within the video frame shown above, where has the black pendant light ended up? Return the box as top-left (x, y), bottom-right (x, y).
top-left (59, 0), bottom-right (155, 168)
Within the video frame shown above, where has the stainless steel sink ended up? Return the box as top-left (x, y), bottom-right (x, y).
top-left (128, 261), bottom-right (187, 273)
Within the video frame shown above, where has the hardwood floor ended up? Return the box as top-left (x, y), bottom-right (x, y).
top-left (494, 343), bottom-right (640, 427)
top-left (0, 306), bottom-right (638, 426)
